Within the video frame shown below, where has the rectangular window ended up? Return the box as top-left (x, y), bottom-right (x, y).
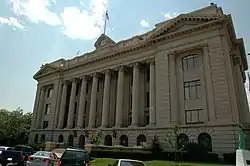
top-left (185, 109), bottom-right (204, 124)
top-left (146, 92), bottom-right (149, 107)
top-left (45, 104), bottom-right (51, 115)
top-left (129, 112), bottom-right (132, 125)
top-left (86, 82), bottom-right (89, 93)
top-left (47, 88), bottom-right (53, 98)
top-left (76, 82), bottom-right (80, 96)
top-left (184, 79), bottom-right (201, 100)
top-left (182, 54), bottom-right (200, 71)
top-left (84, 101), bottom-right (87, 113)
top-left (43, 121), bottom-right (49, 129)
top-left (83, 120), bottom-right (86, 128)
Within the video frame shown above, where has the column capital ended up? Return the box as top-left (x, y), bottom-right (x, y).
top-left (40, 86), bottom-right (46, 91)
top-left (90, 73), bottom-right (100, 78)
top-left (80, 75), bottom-right (87, 80)
top-left (133, 62), bottom-right (140, 69)
top-left (119, 66), bottom-right (126, 72)
top-left (62, 79), bottom-right (70, 84)
top-left (104, 69), bottom-right (112, 75)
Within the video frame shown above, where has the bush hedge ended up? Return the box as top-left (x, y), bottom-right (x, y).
top-left (90, 149), bottom-right (235, 165)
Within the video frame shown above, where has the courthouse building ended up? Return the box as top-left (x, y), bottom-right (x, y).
top-left (29, 4), bottom-right (250, 153)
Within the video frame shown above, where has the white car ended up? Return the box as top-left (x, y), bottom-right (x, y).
top-left (108, 159), bottom-right (146, 166)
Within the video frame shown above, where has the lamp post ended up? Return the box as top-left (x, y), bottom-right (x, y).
top-left (50, 63), bottom-right (64, 142)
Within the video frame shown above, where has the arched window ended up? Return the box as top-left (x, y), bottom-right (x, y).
top-left (40, 134), bottom-right (45, 143)
top-left (78, 135), bottom-right (85, 148)
top-left (198, 133), bottom-right (212, 152)
top-left (68, 135), bottom-right (74, 146)
top-left (136, 134), bottom-right (147, 146)
top-left (34, 134), bottom-right (39, 144)
top-left (177, 133), bottom-right (189, 150)
top-left (120, 135), bottom-right (128, 147)
top-left (104, 135), bottom-right (112, 146)
top-left (58, 135), bottom-right (64, 143)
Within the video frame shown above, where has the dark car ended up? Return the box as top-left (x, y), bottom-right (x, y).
top-left (0, 145), bottom-right (34, 166)
top-left (58, 147), bottom-right (90, 166)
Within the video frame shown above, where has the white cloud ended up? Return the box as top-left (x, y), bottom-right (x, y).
top-left (60, 0), bottom-right (108, 40)
top-left (10, 0), bottom-right (61, 26)
top-left (0, 16), bottom-right (25, 30)
top-left (163, 12), bottom-right (179, 20)
top-left (140, 20), bottom-right (149, 28)
top-left (8, 0), bottom-right (109, 40)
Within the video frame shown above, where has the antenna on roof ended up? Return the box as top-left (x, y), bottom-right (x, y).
top-left (76, 51), bottom-right (80, 55)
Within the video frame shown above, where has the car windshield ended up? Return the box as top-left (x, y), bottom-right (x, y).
top-left (120, 161), bottom-right (145, 166)
top-left (34, 151), bottom-right (51, 157)
top-left (14, 146), bottom-right (32, 152)
top-left (61, 150), bottom-right (88, 161)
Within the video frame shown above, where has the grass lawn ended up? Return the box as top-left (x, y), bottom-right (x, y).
top-left (91, 158), bottom-right (234, 166)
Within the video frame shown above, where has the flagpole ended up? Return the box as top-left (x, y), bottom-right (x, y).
top-left (104, 16), bottom-right (107, 35)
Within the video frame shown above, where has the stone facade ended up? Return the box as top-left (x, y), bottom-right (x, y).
top-left (29, 4), bottom-right (250, 153)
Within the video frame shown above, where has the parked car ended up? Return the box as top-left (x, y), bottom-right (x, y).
top-left (57, 147), bottom-right (90, 166)
top-left (0, 146), bottom-right (9, 155)
top-left (26, 151), bottom-right (59, 166)
top-left (0, 145), bottom-right (34, 166)
top-left (0, 146), bottom-right (10, 161)
top-left (51, 148), bottom-right (66, 159)
top-left (108, 159), bottom-right (146, 166)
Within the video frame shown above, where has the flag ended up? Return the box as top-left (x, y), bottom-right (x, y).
top-left (105, 11), bottom-right (109, 20)
top-left (248, 72), bottom-right (250, 91)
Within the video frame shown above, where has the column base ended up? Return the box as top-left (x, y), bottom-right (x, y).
top-left (128, 124), bottom-right (138, 128)
top-left (98, 125), bottom-right (107, 129)
top-left (113, 125), bottom-right (122, 129)
top-left (146, 123), bottom-right (156, 128)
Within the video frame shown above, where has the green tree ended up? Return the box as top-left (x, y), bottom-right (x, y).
top-left (165, 125), bottom-right (185, 165)
top-left (90, 130), bottom-right (103, 146)
top-left (0, 107), bottom-right (33, 146)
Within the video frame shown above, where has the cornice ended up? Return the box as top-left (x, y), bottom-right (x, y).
top-left (35, 16), bottom-right (228, 80)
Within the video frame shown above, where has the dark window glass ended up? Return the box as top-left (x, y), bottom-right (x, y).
top-left (185, 109), bottom-right (204, 124)
top-left (182, 54), bottom-right (200, 71)
top-left (184, 80), bottom-right (201, 100)
top-left (61, 150), bottom-right (89, 161)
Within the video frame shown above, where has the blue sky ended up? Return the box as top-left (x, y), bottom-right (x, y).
top-left (0, 0), bottom-right (250, 113)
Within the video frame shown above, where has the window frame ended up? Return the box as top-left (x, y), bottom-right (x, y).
top-left (185, 109), bottom-right (204, 124)
top-left (182, 54), bottom-right (200, 71)
top-left (45, 103), bottom-right (51, 115)
top-left (184, 79), bottom-right (201, 100)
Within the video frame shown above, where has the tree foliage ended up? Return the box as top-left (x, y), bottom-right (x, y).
top-left (90, 130), bottom-right (103, 146)
top-left (0, 107), bottom-right (32, 146)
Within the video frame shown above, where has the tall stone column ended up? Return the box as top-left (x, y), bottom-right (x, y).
top-left (31, 84), bottom-right (41, 129)
top-left (101, 70), bottom-right (111, 128)
top-left (35, 86), bottom-right (45, 129)
top-left (88, 74), bottom-right (98, 128)
top-left (58, 81), bottom-right (68, 129)
top-left (130, 63), bottom-right (140, 127)
top-left (76, 76), bottom-right (87, 128)
top-left (149, 61), bottom-right (156, 126)
top-left (54, 81), bottom-right (62, 129)
top-left (115, 67), bottom-right (125, 127)
top-left (66, 78), bottom-right (78, 129)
